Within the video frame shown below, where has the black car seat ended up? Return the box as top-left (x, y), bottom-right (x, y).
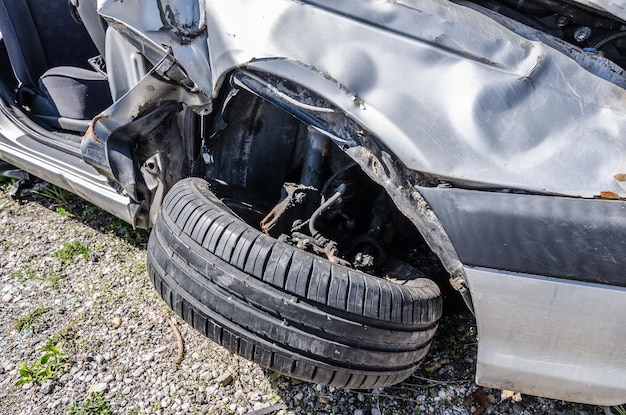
top-left (0, 0), bottom-right (112, 132)
top-left (71, 0), bottom-right (107, 60)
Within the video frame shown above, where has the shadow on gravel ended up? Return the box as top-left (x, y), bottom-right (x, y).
top-left (2, 179), bottom-right (149, 250)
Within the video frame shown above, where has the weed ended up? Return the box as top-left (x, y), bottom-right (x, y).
top-left (15, 342), bottom-right (67, 386)
top-left (10, 266), bottom-right (36, 283)
top-left (47, 324), bottom-right (77, 352)
top-left (66, 392), bottom-right (113, 415)
top-left (0, 175), bottom-right (13, 188)
top-left (78, 205), bottom-right (99, 221)
top-left (14, 307), bottom-right (52, 332)
top-left (54, 240), bottom-right (91, 262)
top-left (55, 206), bottom-right (69, 216)
top-left (613, 405), bottom-right (626, 415)
top-left (268, 393), bottom-right (282, 404)
top-left (33, 185), bottom-right (73, 211)
top-left (41, 274), bottom-right (65, 288)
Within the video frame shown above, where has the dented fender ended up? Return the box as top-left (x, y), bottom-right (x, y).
top-left (99, 0), bottom-right (626, 199)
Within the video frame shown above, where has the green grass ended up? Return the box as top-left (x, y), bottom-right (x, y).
top-left (54, 240), bottom-right (91, 262)
top-left (15, 342), bottom-right (67, 386)
top-left (37, 273), bottom-right (66, 288)
top-left (46, 323), bottom-right (78, 352)
top-left (10, 266), bottom-right (36, 283)
top-left (33, 185), bottom-right (73, 212)
top-left (66, 392), bottom-right (113, 415)
top-left (613, 405), bottom-right (626, 415)
top-left (14, 307), bottom-right (52, 332)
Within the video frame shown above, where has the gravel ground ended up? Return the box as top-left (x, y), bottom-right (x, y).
top-left (0, 180), bottom-right (614, 415)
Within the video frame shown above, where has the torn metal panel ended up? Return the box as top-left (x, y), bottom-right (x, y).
top-left (81, 52), bottom-right (210, 227)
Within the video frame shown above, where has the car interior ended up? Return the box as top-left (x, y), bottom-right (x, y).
top-left (0, 0), bottom-right (110, 134)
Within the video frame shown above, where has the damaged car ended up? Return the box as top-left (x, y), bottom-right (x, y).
top-left (0, 0), bottom-right (625, 406)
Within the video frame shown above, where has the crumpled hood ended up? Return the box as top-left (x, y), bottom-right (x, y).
top-left (99, 0), bottom-right (626, 199)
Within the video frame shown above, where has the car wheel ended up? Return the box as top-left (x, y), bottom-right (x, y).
top-left (147, 177), bottom-right (442, 388)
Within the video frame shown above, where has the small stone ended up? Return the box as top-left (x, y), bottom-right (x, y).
top-left (5, 363), bottom-right (15, 372)
top-left (2, 293), bottom-right (12, 303)
top-left (111, 316), bottom-right (122, 328)
top-left (39, 380), bottom-right (55, 395)
top-left (154, 345), bottom-right (168, 354)
top-left (424, 361), bottom-right (442, 373)
top-left (161, 397), bottom-right (171, 408)
top-left (103, 374), bottom-right (114, 383)
top-left (181, 402), bottom-right (190, 411)
top-left (501, 389), bottom-right (523, 403)
top-left (438, 390), bottom-right (447, 399)
top-left (294, 393), bottom-right (304, 401)
top-left (195, 391), bottom-right (206, 404)
top-left (371, 409), bottom-right (382, 415)
top-left (131, 368), bottom-right (144, 378)
top-left (248, 393), bottom-right (261, 402)
top-left (216, 372), bottom-right (233, 386)
top-left (122, 387), bottom-right (131, 395)
top-left (142, 353), bottom-right (154, 362)
top-left (199, 371), bottom-right (213, 381)
top-left (354, 410), bottom-right (364, 415)
top-left (87, 383), bottom-right (108, 394)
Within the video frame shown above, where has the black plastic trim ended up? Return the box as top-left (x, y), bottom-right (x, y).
top-left (420, 187), bottom-right (626, 287)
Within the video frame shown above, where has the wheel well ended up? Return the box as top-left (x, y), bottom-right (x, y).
top-left (196, 69), bottom-right (469, 310)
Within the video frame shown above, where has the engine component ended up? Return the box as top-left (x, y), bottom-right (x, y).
top-left (260, 183), bottom-right (320, 237)
top-left (352, 190), bottom-right (391, 271)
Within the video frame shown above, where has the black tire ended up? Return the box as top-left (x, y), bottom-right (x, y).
top-left (147, 177), bottom-right (442, 389)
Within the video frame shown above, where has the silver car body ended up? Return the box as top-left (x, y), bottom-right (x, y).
top-left (2, 0), bottom-right (625, 405)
